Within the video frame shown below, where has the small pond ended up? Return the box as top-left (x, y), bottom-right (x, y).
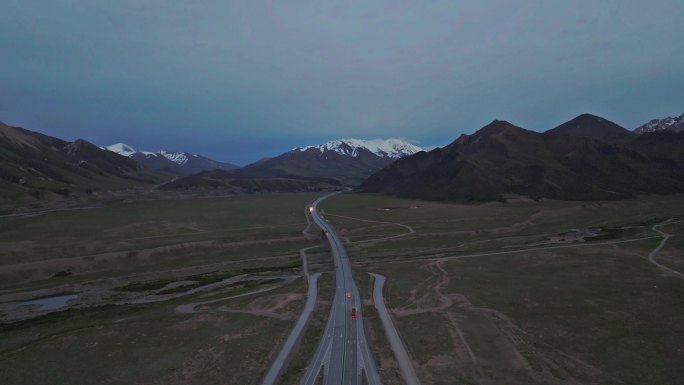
top-left (20, 293), bottom-right (78, 310)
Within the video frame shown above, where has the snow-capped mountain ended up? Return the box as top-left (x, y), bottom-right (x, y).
top-left (103, 143), bottom-right (238, 174)
top-left (158, 150), bottom-right (191, 165)
top-left (104, 143), bottom-right (139, 157)
top-left (295, 138), bottom-right (423, 159)
top-left (104, 143), bottom-right (192, 165)
top-left (635, 113), bottom-right (684, 134)
top-left (237, 138), bottom-right (425, 185)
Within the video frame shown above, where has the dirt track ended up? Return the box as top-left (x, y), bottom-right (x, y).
top-left (648, 219), bottom-right (684, 279)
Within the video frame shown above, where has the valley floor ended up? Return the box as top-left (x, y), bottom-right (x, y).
top-left (0, 193), bottom-right (331, 385)
top-left (322, 193), bottom-right (684, 385)
top-left (1, 192), bottom-right (683, 385)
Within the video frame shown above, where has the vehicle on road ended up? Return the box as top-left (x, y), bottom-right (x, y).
top-left (346, 292), bottom-right (352, 298)
top-left (351, 306), bottom-right (357, 319)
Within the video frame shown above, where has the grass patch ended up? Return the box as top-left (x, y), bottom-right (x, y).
top-left (0, 193), bottom-right (317, 266)
top-left (116, 280), bottom-right (177, 292)
top-left (442, 243), bottom-right (684, 385)
top-left (1, 278), bottom-right (307, 385)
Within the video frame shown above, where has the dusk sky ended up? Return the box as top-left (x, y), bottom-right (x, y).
top-left (1, 1), bottom-right (683, 165)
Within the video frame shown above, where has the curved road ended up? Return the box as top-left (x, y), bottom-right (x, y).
top-left (260, 271), bottom-right (321, 385)
top-left (648, 219), bottom-right (684, 279)
top-left (371, 273), bottom-right (422, 385)
top-left (300, 193), bottom-right (382, 385)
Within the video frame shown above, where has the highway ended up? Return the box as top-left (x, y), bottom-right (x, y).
top-left (300, 193), bottom-right (382, 385)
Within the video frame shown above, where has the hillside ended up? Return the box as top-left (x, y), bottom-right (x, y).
top-left (545, 113), bottom-right (634, 142)
top-left (236, 138), bottom-right (423, 185)
top-left (359, 118), bottom-right (684, 202)
top-left (0, 122), bottom-right (162, 203)
top-left (158, 169), bottom-right (340, 194)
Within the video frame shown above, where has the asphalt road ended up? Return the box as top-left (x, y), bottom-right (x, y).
top-left (300, 193), bottom-right (382, 385)
top-left (260, 270), bottom-right (321, 385)
top-left (371, 273), bottom-right (422, 385)
top-left (260, 214), bottom-right (323, 385)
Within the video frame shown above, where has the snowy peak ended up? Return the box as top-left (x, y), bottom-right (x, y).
top-left (160, 150), bottom-right (193, 165)
top-left (104, 143), bottom-right (138, 157)
top-left (102, 143), bottom-right (238, 174)
top-left (239, 137), bottom-right (424, 185)
top-left (635, 113), bottom-right (684, 134)
top-left (295, 138), bottom-right (423, 159)
top-left (103, 145), bottom-right (195, 165)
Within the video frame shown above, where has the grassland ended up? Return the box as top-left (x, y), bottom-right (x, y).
top-left (4, 190), bottom-right (683, 385)
top-left (322, 192), bottom-right (684, 385)
top-left (0, 277), bottom-right (305, 385)
top-left (0, 193), bottom-right (313, 258)
top-left (0, 192), bottom-right (323, 385)
top-left (0, 193), bottom-right (319, 290)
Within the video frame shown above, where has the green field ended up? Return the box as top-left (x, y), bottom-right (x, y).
top-left (0, 194), bottom-right (315, 260)
top-left (0, 193), bottom-right (324, 385)
top-left (323, 192), bottom-right (684, 385)
top-left (0, 277), bottom-right (306, 385)
top-left (3, 191), bottom-right (684, 385)
top-left (0, 193), bottom-right (319, 290)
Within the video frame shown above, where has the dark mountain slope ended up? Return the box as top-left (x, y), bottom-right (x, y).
top-left (359, 120), bottom-right (684, 202)
top-left (235, 138), bottom-right (422, 185)
top-left (63, 139), bottom-right (142, 175)
top-left (158, 169), bottom-right (340, 194)
top-left (628, 130), bottom-right (684, 164)
top-left (0, 122), bottom-right (161, 201)
top-left (546, 113), bottom-right (634, 142)
top-left (129, 152), bottom-right (181, 174)
top-left (237, 147), bottom-right (390, 185)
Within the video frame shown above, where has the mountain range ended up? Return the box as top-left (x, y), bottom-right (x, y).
top-left (360, 114), bottom-right (684, 202)
top-left (3, 112), bottom-right (683, 204)
top-left (634, 113), bottom-right (684, 134)
top-left (0, 121), bottom-right (161, 203)
top-left (235, 138), bottom-right (423, 185)
top-left (103, 143), bottom-right (239, 175)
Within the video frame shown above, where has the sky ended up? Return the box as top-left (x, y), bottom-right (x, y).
top-left (1, 1), bottom-right (683, 165)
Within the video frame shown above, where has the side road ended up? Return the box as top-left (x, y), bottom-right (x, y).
top-left (648, 219), bottom-right (684, 279)
top-left (371, 273), bottom-right (422, 385)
